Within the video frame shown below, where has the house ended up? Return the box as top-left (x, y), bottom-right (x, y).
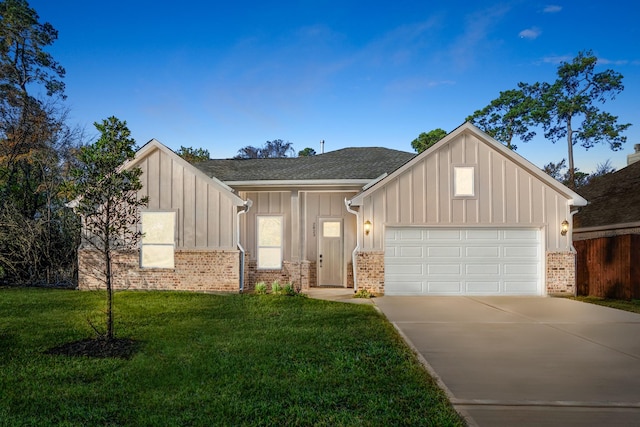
top-left (572, 158), bottom-right (640, 299)
top-left (77, 123), bottom-right (587, 296)
top-left (573, 158), bottom-right (640, 240)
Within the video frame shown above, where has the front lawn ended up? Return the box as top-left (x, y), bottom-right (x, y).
top-left (0, 289), bottom-right (464, 426)
top-left (572, 296), bottom-right (640, 314)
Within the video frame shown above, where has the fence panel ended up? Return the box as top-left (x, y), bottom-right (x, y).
top-left (575, 234), bottom-right (640, 300)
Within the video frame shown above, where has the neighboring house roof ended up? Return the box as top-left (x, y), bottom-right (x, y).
top-left (349, 122), bottom-right (588, 207)
top-left (194, 147), bottom-right (415, 183)
top-left (574, 160), bottom-right (640, 229)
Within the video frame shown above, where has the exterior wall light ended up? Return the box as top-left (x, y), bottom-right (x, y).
top-left (364, 220), bottom-right (372, 236)
top-left (561, 219), bottom-right (569, 236)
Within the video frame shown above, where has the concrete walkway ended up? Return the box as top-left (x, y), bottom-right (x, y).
top-left (373, 296), bottom-right (640, 426)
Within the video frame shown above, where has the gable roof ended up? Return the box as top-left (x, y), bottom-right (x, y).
top-left (350, 122), bottom-right (588, 206)
top-left (574, 160), bottom-right (640, 229)
top-left (194, 147), bottom-right (415, 183)
top-left (127, 139), bottom-right (245, 206)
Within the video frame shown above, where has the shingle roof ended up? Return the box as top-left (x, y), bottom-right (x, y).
top-left (194, 147), bottom-right (415, 181)
top-left (574, 160), bottom-right (640, 229)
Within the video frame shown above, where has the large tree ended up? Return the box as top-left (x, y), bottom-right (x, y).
top-left (410, 128), bottom-right (447, 153)
top-left (537, 50), bottom-right (631, 189)
top-left (235, 139), bottom-right (294, 158)
top-left (70, 117), bottom-right (148, 340)
top-left (0, 0), bottom-right (80, 285)
top-left (466, 86), bottom-right (540, 150)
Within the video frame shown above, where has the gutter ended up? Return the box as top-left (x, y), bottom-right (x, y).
top-left (237, 199), bottom-right (253, 292)
top-left (344, 198), bottom-right (360, 292)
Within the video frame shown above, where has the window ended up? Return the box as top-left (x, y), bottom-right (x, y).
top-left (141, 211), bottom-right (176, 268)
top-left (454, 166), bottom-right (476, 197)
top-left (257, 216), bottom-right (283, 269)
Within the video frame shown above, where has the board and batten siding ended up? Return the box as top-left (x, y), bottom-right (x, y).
top-left (136, 147), bottom-right (238, 249)
top-left (360, 131), bottom-right (572, 251)
top-left (240, 191), bottom-right (292, 261)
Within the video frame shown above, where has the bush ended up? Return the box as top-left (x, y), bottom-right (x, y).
top-left (282, 283), bottom-right (296, 296)
top-left (353, 288), bottom-right (373, 299)
top-left (255, 282), bottom-right (267, 294)
top-left (271, 281), bottom-right (282, 295)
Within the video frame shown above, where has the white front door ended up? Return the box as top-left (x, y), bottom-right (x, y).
top-left (318, 218), bottom-right (344, 286)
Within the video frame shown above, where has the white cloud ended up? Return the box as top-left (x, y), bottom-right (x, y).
top-left (542, 54), bottom-right (573, 64)
top-left (519, 27), bottom-right (541, 40)
top-left (543, 5), bottom-right (562, 13)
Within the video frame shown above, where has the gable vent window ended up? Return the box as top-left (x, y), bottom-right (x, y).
top-left (141, 211), bottom-right (176, 268)
top-left (453, 166), bottom-right (476, 198)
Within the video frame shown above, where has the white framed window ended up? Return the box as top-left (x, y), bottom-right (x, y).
top-left (257, 215), bottom-right (283, 269)
top-left (140, 211), bottom-right (176, 268)
top-left (453, 166), bottom-right (476, 197)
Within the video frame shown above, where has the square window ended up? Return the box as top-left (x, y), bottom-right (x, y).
top-left (454, 166), bottom-right (475, 197)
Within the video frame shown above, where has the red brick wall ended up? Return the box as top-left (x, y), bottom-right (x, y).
top-left (355, 251), bottom-right (385, 295)
top-left (78, 249), bottom-right (241, 292)
top-left (546, 251), bottom-right (576, 295)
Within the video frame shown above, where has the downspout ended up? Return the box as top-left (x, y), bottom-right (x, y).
top-left (345, 198), bottom-right (360, 292)
top-left (237, 199), bottom-right (253, 292)
top-left (568, 207), bottom-right (580, 253)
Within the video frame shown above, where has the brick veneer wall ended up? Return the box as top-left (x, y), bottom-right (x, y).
top-left (78, 249), bottom-right (241, 292)
top-left (355, 251), bottom-right (385, 295)
top-left (244, 259), bottom-right (315, 292)
top-left (546, 251), bottom-right (576, 295)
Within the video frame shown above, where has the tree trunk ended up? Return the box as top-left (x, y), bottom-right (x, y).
top-left (566, 119), bottom-right (575, 190)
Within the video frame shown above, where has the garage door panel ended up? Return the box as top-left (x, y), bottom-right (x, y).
top-left (465, 229), bottom-right (500, 240)
top-left (400, 246), bottom-right (423, 257)
top-left (428, 247), bottom-right (461, 257)
top-left (504, 246), bottom-right (539, 258)
top-left (504, 264), bottom-right (539, 275)
top-left (466, 246), bottom-right (500, 258)
top-left (427, 229), bottom-right (461, 239)
top-left (386, 263), bottom-right (423, 275)
top-left (385, 227), bottom-right (541, 296)
top-left (428, 264), bottom-right (461, 275)
top-left (504, 229), bottom-right (539, 240)
top-left (504, 281), bottom-right (539, 294)
top-left (466, 264), bottom-right (500, 275)
top-left (466, 281), bottom-right (500, 293)
top-left (428, 281), bottom-right (463, 293)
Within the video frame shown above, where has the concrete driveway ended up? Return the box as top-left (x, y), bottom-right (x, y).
top-left (373, 296), bottom-right (640, 427)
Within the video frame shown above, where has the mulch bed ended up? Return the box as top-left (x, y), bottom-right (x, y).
top-left (45, 338), bottom-right (141, 359)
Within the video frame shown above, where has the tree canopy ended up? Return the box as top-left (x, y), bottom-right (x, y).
top-left (235, 139), bottom-right (295, 158)
top-left (466, 86), bottom-right (540, 150)
top-left (410, 129), bottom-right (447, 153)
top-left (176, 146), bottom-right (210, 164)
top-left (537, 50), bottom-right (631, 189)
top-left (298, 147), bottom-right (316, 157)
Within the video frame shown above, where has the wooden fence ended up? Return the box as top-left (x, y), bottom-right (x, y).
top-left (574, 234), bottom-right (640, 300)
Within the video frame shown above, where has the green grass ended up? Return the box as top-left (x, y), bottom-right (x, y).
top-left (0, 289), bottom-right (464, 426)
top-left (572, 296), bottom-right (640, 314)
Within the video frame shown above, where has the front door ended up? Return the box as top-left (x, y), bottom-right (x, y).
top-left (318, 218), bottom-right (344, 286)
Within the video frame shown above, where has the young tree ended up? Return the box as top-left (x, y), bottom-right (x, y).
top-left (70, 117), bottom-right (148, 340)
top-left (176, 145), bottom-right (209, 164)
top-left (538, 50), bottom-right (631, 189)
top-left (466, 86), bottom-right (540, 150)
top-left (410, 128), bottom-right (447, 153)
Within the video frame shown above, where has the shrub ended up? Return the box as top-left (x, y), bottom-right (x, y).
top-left (271, 281), bottom-right (282, 295)
top-left (353, 288), bottom-right (373, 299)
top-left (282, 283), bottom-right (296, 296)
top-left (255, 282), bottom-right (267, 294)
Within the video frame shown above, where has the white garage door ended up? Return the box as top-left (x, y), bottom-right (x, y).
top-left (385, 228), bottom-right (541, 295)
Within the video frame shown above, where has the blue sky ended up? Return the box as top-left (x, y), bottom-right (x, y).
top-left (31, 0), bottom-right (640, 173)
